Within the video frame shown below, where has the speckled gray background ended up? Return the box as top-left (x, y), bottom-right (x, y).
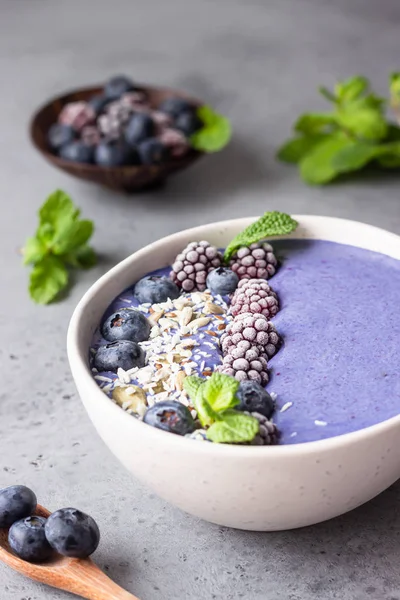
top-left (1, 0), bottom-right (400, 598)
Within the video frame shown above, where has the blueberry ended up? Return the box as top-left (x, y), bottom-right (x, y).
top-left (95, 141), bottom-right (139, 167)
top-left (45, 508), bottom-right (100, 559)
top-left (101, 308), bottom-right (151, 343)
top-left (158, 97), bottom-right (193, 118)
top-left (137, 138), bottom-right (169, 165)
top-left (104, 75), bottom-right (135, 100)
top-left (59, 141), bottom-right (94, 164)
top-left (0, 485), bottom-right (37, 528)
top-left (206, 267), bottom-right (239, 296)
top-left (88, 94), bottom-right (111, 115)
top-left (47, 123), bottom-right (76, 151)
top-left (94, 340), bottom-right (145, 372)
top-left (125, 113), bottom-right (155, 146)
top-left (236, 381), bottom-right (275, 419)
top-left (134, 276), bottom-right (180, 304)
top-left (8, 516), bottom-right (53, 563)
top-left (174, 110), bottom-right (202, 136)
top-left (143, 400), bottom-right (196, 435)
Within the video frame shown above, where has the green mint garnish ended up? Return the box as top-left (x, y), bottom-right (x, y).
top-left (184, 373), bottom-right (259, 444)
top-left (190, 105), bottom-right (232, 153)
top-left (22, 190), bottom-right (97, 304)
top-left (206, 409), bottom-right (260, 444)
top-left (276, 72), bottom-right (400, 185)
top-left (223, 211), bottom-right (298, 262)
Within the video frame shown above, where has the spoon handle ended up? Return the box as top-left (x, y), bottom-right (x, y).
top-left (58, 559), bottom-right (140, 600)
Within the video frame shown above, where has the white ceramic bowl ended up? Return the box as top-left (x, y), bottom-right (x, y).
top-left (67, 215), bottom-right (400, 531)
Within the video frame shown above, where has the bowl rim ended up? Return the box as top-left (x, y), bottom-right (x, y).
top-left (29, 82), bottom-right (203, 173)
top-left (67, 214), bottom-right (400, 457)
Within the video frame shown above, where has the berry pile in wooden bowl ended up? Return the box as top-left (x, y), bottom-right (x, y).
top-left (30, 75), bottom-right (231, 192)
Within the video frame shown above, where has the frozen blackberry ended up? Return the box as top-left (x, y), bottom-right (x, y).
top-left (170, 241), bottom-right (223, 292)
top-left (218, 347), bottom-right (269, 385)
top-left (229, 242), bottom-right (278, 280)
top-left (159, 128), bottom-right (189, 157)
top-left (221, 312), bottom-right (281, 359)
top-left (230, 279), bottom-right (279, 319)
top-left (58, 102), bottom-right (95, 132)
top-left (246, 412), bottom-right (279, 445)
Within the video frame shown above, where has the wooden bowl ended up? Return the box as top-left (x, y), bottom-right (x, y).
top-left (30, 84), bottom-right (204, 192)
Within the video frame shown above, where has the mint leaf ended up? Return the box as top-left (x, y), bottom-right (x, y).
top-left (190, 105), bottom-right (232, 153)
top-left (336, 104), bottom-right (387, 141)
top-left (299, 135), bottom-right (353, 184)
top-left (318, 86), bottom-right (336, 103)
top-left (29, 256), bottom-right (68, 304)
top-left (65, 245), bottom-right (97, 269)
top-left (184, 375), bottom-right (205, 400)
top-left (224, 211), bottom-right (298, 262)
top-left (390, 72), bottom-right (400, 101)
top-left (331, 142), bottom-right (382, 173)
top-left (378, 154), bottom-right (400, 168)
top-left (193, 386), bottom-right (218, 428)
top-left (24, 189), bottom-right (96, 304)
top-left (277, 134), bottom-right (326, 164)
top-left (39, 190), bottom-right (80, 232)
top-left (294, 114), bottom-right (336, 134)
top-left (22, 237), bottom-right (47, 265)
top-left (385, 124), bottom-right (400, 141)
top-left (335, 76), bottom-right (369, 103)
top-left (202, 372), bottom-right (239, 412)
top-left (53, 219), bottom-right (94, 254)
top-left (206, 410), bottom-right (259, 444)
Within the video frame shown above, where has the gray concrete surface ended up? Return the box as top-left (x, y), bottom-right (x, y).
top-left (1, 0), bottom-right (400, 598)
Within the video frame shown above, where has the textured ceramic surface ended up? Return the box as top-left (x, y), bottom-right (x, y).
top-left (67, 216), bottom-right (400, 531)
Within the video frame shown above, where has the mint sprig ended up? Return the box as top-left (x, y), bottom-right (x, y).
top-left (277, 73), bottom-right (400, 185)
top-left (224, 211), bottom-right (298, 262)
top-left (184, 373), bottom-right (259, 444)
top-left (190, 105), bottom-right (232, 153)
top-left (22, 190), bottom-right (97, 304)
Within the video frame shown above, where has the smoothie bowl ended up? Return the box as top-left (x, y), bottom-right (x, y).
top-left (67, 215), bottom-right (400, 531)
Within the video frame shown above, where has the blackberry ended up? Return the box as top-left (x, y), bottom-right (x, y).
top-left (230, 278), bottom-right (279, 319)
top-left (229, 242), bottom-right (278, 281)
top-left (159, 128), bottom-right (189, 157)
top-left (246, 412), bottom-right (279, 445)
top-left (217, 348), bottom-right (269, 385)
top-left (221, 313), bottom-right (281, 359)
top-left (58, 102), bottom-right (95, 132)
top-left (170, 241), bottom-right (223, 292)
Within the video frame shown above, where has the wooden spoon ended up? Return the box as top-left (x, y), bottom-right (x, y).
top-left (0, 505), bottom-right (140, 600)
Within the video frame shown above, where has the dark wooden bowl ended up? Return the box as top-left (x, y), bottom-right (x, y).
top-left (30, 84), bottom-right (204, 192)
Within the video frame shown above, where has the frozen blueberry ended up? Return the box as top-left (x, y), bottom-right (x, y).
top-left (94, 340), bottom-right (145, 372)
top-left (158, 97), bottom-right (193, 118)
top-left (59, 141), bottom-right (94, 164)
top-left (137, 138), bottom-right (169, 165)
top-left (125, 113), bottom-right (155, 146)
top-left (174, 110), bottom-right (202, 136)
top-left (47, 123), bottom-right (76, 151)
top-left (94, 141), bottom-right (139, 167)
top-left (206, 267), bottom-right (239, 296)
top-left (8, 516), bottom-right (53, 563)
top-left (104, 75), bottom-right (135, 100)
top-left (236, 380), bottom-right (275, 419)
top-left (0, 485), bottom-right (37, 528)
top-left (45, 508), bottom-right (100, 559)
top-left (87, 94), bottom-right (111, 115)
top-left (134, 276), bottom-right (180, 304)
top-left (101, 308), bottom-right (151, 343)
top-left (143, 400), bottom-right (196, 435)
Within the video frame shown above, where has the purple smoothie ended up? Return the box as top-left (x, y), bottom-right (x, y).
top-left (91, 238), bottom-right (400, 446)
top-left (270, 239), bottom-right (400, 444)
